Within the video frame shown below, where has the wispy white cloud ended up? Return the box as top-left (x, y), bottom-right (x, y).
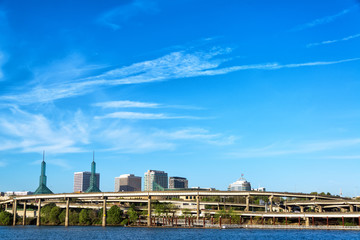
top-left (97, 0), bottom-right (159, 30)
top-left (2, 48), bottom-right (359, 105)
top-left (98, 126), bottom-right (235, 153)
top-left (155, 128), bottom-right (237, 146)
top-left (292, 5), bottom-right (358, 31)
top-left (94, 100), bottom-right (160, 108)
top-left (98, 127), bottom-right (175, 153)
top-left (95, 111), bottom-right (199, 120)
top-left (230, 138), bottom-right (360, 158)
top-left (0, 107), bottom-right (89, 153)
top-left (93, 100), bottom-right (202, 110)
top-left (307, 33), bottom-right (360, 48)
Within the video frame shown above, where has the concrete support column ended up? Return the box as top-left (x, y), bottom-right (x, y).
top-left (37, 199), bottom-right (41, 226)
top-left (299, 206), bottom-right (304, 213)
top-left (12, 199), bottom-right (17, 226)
top-left (22, 202), bottom-right (26, 226)
top-left (196, 194), bottom-right (200, 222)
top-left (102, 198), bottom-right (107, 227)
top-left (269, 195), bottom-right (273, 212)
top-left (305, 217), bottom-right (309, 226)
top-left (318, 205), bottom-right (323, 213)
top-left (287, 206), bottom-right (292, 212)
top-left (65, 198), bottom-right (70, 227)
top-left (349, 205), bottom-right (354, 213)
top-left (245, 195), bottom-right (250, 211)
top-left (147, 196), bottom-right (151, 227)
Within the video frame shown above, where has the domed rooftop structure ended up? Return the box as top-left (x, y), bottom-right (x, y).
top-left (228, 175), bottom-right (251, 191)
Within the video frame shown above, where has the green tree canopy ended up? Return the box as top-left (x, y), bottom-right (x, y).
top-left (0, 211), bottom-right (13, 225)
top-left (79, 209), bottom-right (91, 225)
top-left (49, 206), bottom-right (62, 225)
top-left (107, 205), bottom-right (122, 225)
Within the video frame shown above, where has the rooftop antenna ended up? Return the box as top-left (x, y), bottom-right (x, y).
top-left (93, 150), bottom-right (95, 162)
top-left (43, 150), bottom-right (45, 162)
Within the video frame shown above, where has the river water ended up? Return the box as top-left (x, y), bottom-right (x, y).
top-left (1, 226), bottom-right (360, 240)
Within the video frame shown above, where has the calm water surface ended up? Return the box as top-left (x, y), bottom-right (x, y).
top-left (1, 226), bottom-right (360, 240)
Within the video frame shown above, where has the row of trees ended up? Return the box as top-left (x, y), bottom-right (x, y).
top-left (39, 203), bottom-right (143, 226)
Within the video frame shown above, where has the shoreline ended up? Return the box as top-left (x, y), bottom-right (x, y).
top-left (3, 224), bottom-right (360, 231)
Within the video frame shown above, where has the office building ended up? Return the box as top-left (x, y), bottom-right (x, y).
top-left (114, 174), bottom-right (141, 192)
top-left (169, 177), bottom-right (188, 189)
top-left (144, 170), bottom-right (168, 191)
top-left (74, 171), bottom-right (100, 192)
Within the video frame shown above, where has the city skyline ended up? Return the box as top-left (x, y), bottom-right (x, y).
top-left (0, 0), bottom-right (360, 197)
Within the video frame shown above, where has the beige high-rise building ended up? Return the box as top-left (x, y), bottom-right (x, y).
top-left (144, 170), bottom-right (168, 191)
top-left (114, 174), bottom-right (141, 192)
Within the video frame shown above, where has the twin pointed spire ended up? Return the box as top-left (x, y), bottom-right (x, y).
top-left (34, 151), bottom-right (100, 194)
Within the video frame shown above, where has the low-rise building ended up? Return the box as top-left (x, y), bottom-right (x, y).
top-left (5, 191), bottom-right (33, 196)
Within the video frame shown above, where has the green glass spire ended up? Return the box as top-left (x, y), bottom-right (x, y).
top-left (34, 151), bottom-right (53, 195)
top-left (85, 151), bottom-right (101, 193)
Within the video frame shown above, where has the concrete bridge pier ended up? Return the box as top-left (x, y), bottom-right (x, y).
top-left (245, 195), bottom-right (250, 211)
top-left (269, 195), bottom-right (273, 212)
top-left (147, 196), bottom-right (151, 227)
top-left (196, 194), bottom-right (200, 222)
top-left (317, 205), bottom-right (323, 213)
top-left (12, 199), bottom-right (17, 226)
top-left (36, 199), bottom-right (41, 226)
top-left (65, 198), bottom-right (70, 227)
top-left (349, 205), bottom-right (354, 213)
top-left (299, 206), bottom-right (304, 213)
top-left (102, 197), bottom-right (107, 227)
top-left (22, 201), bottom-right (26, 226)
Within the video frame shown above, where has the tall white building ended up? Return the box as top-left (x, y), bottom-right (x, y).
top-left (144, 170), bottom-right (168, 191)
top-left (74, 172), bottom-right (100, 192)
top-left (114, 174), bottom-right (141, 192)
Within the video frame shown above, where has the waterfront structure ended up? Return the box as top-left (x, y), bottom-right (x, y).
top-left (169, 177), bottom-right (188, 189)
top-left (144, 170), bottom-right (168, 191)
top-left (73, 171), bottom-right (100, 192)
top-left (228, 175), bottom-right (251, 191)
top-left (34, 152), bottom-right (53, 194)
top-left (85, 153), bottom-right (101, 193)
top-left (114, 174), bottom-right (141, 192)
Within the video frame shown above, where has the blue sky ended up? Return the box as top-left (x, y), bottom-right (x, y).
top-left (0, 0), bottom-right (360, 196)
